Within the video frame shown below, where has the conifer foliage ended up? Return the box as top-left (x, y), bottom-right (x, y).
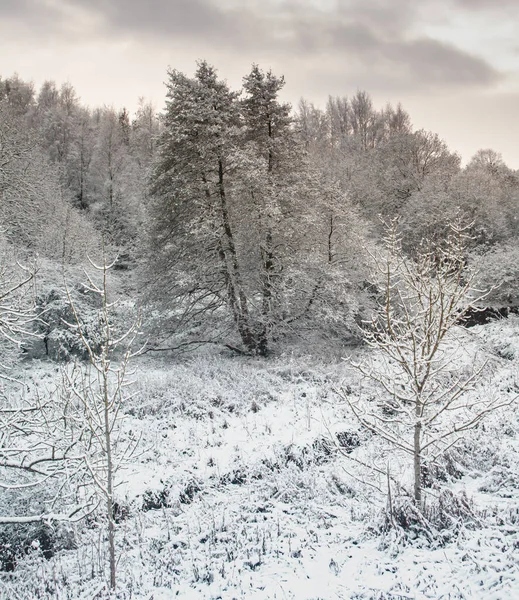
top-left (147, 62), bottom-right (321, 355)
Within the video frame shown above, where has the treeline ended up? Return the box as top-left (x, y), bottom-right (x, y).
top-left (0, 74), bottom-right (159, 262)
top-left (299, 94), bottom-right (519, 249)
top-left (1, 65), bottom-right (518, 355)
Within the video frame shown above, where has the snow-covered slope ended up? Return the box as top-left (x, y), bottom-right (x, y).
top-left (2, 319), bottom-right (519, 599)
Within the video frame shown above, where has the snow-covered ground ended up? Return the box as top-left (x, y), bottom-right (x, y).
top-left (2, 318), bottom-right (519, 599)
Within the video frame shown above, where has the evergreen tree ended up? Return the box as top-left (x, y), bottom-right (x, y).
top-left (240, 65), bottom-right (295, 354)
top-left (148, 61), bottom-right (261, 352)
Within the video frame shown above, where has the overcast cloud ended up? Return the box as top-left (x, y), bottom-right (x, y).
top-left (24, 0), bottom-right (501, 91)
top-left (0, 0), bottom-right (517, 166)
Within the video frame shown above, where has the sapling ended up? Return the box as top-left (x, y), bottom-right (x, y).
top-left (63, 255), bottom-right (141, 589)
top-left (340, 220), bottom-right (514, 509)
top-left (0, 255), bottom-right (86, 524)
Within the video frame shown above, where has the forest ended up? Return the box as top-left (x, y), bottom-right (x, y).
top-left (1, 63), bottom-right (519, 598)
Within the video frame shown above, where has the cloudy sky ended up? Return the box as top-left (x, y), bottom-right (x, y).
top-left (1, 0), bottom-right (518, 167)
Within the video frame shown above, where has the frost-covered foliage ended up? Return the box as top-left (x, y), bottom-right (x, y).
top-left (3, 314), bottom-right (519, 598)
top-left (0, 239), bottom-right (36, 367)
top-left (471, 243), bottom-right (519, 307)
top-left (2, 68), bottom-right (519, 600)
top-left (31, 285), bottom-right (103, 361)
top-left (23, 260), bottom-right (132, 362)
top-left (0, 99), bottom-right (100, 263)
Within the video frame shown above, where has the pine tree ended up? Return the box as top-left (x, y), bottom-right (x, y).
top-left (241, 65), bottom-right (295, 354)
top-left (148, 61), bottom-right (259, 352)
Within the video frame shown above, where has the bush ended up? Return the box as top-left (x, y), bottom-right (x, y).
top-left (142, 481), bottom-right (171, 511)
top-left (0, 522), bottom-right (75, 572)
top-left (27, 287), bottom-right (103, 361)
top-left (382, 490), bottom-right (479, 542)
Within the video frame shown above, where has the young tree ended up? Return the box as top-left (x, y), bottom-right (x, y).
top-left (0, 249), bottom-right (87, 525)
top-left (340, 221), bottom-right (511, 507)
top-left (63, 256), bottom-right (140, 589)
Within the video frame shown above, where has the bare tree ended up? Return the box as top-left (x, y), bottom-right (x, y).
top-left (63, 255), bottom-right (141, 590)
top-left (0, 251), bottom-right (88, 525)
top-left (0, 249), bottom-right (35, 358)
top-left (339, 220), bottom-right (513, 508)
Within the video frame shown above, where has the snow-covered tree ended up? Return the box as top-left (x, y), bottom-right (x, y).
top-left (0, 250), bottom-right (87, 525)
top-left (0, 99), bottom-right (99, 261)
top-left (0, 74), bottom-right (35, 117)
top-left (341, 220), bottom-right (511, 507)
top-left (240, 65), bottom-right (304, 353)
top-left (63, 256), bottom-right (141, 589)
top-left (148, 61), bottom-right (263, 352)
top-left (131, 98), bottom-right (159, 169)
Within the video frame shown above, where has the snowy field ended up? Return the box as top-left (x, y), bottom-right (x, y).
top-left (2, 318), bottom-right (519, 599)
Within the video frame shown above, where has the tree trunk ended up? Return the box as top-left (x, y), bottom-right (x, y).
top-left (217, 159), bottom-right (257, 353)
top-left (413, 419), bottom-right (422, 507)
top-left (102, 353), bottom-right (116, 589)
top-left (328, 214), bottom-right (335, 263)
top-left (256, 130), bottom-right (275, 356)
top-left (258, 228), bottom-right (274, 356)
top-left (107, 492), bottom-right (116, 589)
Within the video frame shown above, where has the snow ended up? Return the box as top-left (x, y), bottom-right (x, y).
top-left (2, 318), bottom-right (519, 599)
